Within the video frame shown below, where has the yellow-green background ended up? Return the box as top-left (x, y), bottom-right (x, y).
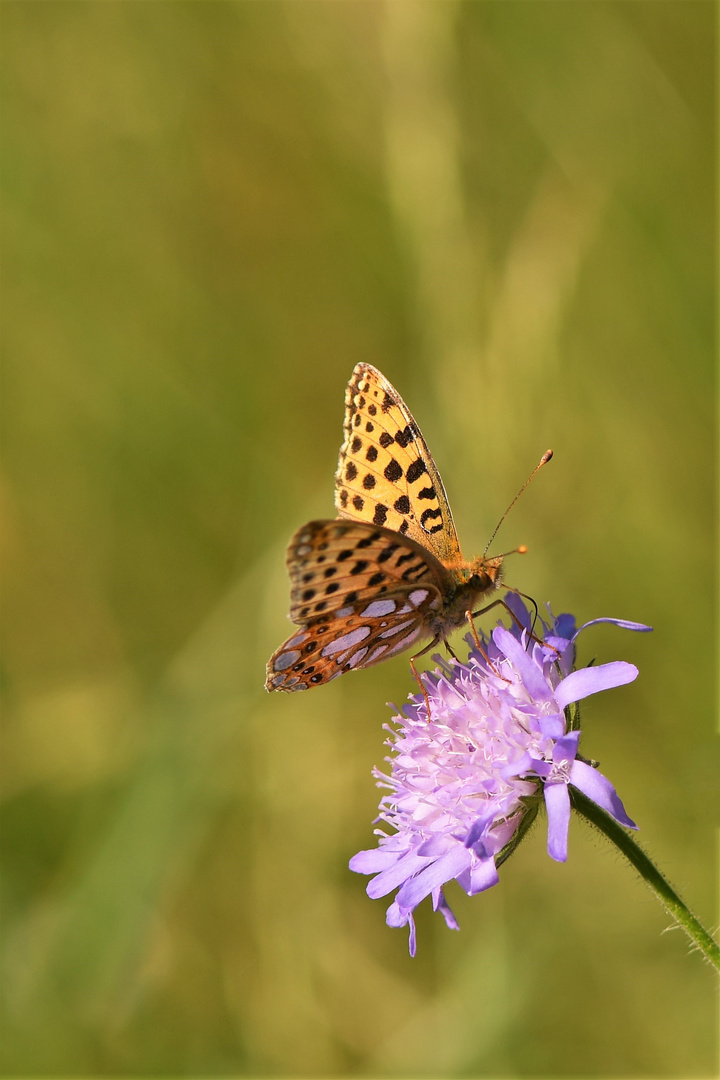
top-left (1, 2), bottom-right (716, 1076)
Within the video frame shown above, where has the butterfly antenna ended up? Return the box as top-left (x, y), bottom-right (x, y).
top-left (493, 544), bottom-right (528, 559)
top-left (483, 450), bottom-right (553, 558)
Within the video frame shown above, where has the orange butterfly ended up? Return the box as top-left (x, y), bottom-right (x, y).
top-left (266, 364), bottom-right (550, 692)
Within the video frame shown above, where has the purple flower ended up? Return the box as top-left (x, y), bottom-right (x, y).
top-left (350, 600), bottom-right (651, 955)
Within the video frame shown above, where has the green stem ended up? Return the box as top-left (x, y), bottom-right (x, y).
top-left (571, 788), bottom-right (720, 971)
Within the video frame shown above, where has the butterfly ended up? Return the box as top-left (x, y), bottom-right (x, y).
top-left (266, 364), bottom-right (547, 692)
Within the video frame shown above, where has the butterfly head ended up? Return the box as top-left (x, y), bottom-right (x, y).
top-left (463, 555), bottom-right (504, 592)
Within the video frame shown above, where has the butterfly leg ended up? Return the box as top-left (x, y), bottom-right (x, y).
top-left (470, 598), bottom-right (559, 654)
top-left (464, 609), bottom-right (493, 664)
top-left (465, 608), bottom-right (483, 650)
top-left (409, 635), bottom-right (441, 720)
top-left (464, 609), bottom-right (512, 681)
top-left (500, 584), bottom-right (542, 642)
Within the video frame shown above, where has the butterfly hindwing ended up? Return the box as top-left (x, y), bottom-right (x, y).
top-left (265, 518), bottom-right (454, 691)
top-left (334, 364), bottom-right (462, 564)
top-left (266, 579), bottom-right (444, 691)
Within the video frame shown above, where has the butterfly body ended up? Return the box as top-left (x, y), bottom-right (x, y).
top-left (266, 364), bottom-right (504, 692)
top-left (432, 555), bottom-right (504, 636)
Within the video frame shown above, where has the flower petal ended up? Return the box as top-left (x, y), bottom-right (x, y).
top-left (544, 781), bottom-right (571, 862)
top-left (433, 887), bottom-right (460, 930)
top-left (553, 612), bottom-right (577, 640)
top-left (503, 593), bottom-right (533, 631)
top-left (457, 854), bottom-right (500, 895)
top-left (386, 903), bottom-right (416, 956)
top-left (408, 914), bottom-right (417, 956)
top-left (493, 627), bottom-right (553, 701)
top-left (554, 661), bottom-right (638, 709)
top-left (539, 715), bottom-right (566, 740)
top-left (570, 761), bottom-right (638, 829)
top-left (349, 847), bottom-right (405, 874)
top-left (574, 617), bottom-right (653, 639)
top-left (386, 900), bottom-right (408, 927)
top-left (553, 730), bottom-right (580, 764)
top-left (366, 849), bottom-right (433, 899)
top-left (396, 844), bottom-right (471, 910)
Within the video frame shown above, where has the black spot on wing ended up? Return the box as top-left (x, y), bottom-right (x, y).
top-left (406, 459), bottom-right (426, 484)
top-left (420, 507), bottom-right (443, 534)
top-left (394, 424), bottom-right (415, 448)
top-left (356, 533), bottom-right (380, 548)
top-left (401, 561), bottom-right (427, 581)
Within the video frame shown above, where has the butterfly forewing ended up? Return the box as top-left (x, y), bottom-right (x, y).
top-left (284, 519), bottom-right (449, 623)
top-left (334, 364), bottom-right (462, 564)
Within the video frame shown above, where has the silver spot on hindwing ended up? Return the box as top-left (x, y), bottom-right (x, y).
top-left (379, 619), bottom-right (416, 639)
top-left (346, 647), bottom-right (369, 668)
top-left (409, 589), bottom-right (429, 606)
top-left (321, 625), bottom-right (372, 657)
top-left (274, 650), bottom-right (301, 671)
top-left (361, 599), bottom-right (397, 618)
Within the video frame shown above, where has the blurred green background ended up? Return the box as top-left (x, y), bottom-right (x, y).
top-left (1, 2), bottom-right (716, 1076)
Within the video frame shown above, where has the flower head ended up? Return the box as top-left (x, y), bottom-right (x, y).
top-left (350, 598), bottom-right (651, 955)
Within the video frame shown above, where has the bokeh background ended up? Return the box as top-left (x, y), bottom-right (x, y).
top-left (1, 2), bottom-right (716, 1077)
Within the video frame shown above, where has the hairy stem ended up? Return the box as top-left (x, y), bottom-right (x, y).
top-left (571, 788), bottom-right (719, 971)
